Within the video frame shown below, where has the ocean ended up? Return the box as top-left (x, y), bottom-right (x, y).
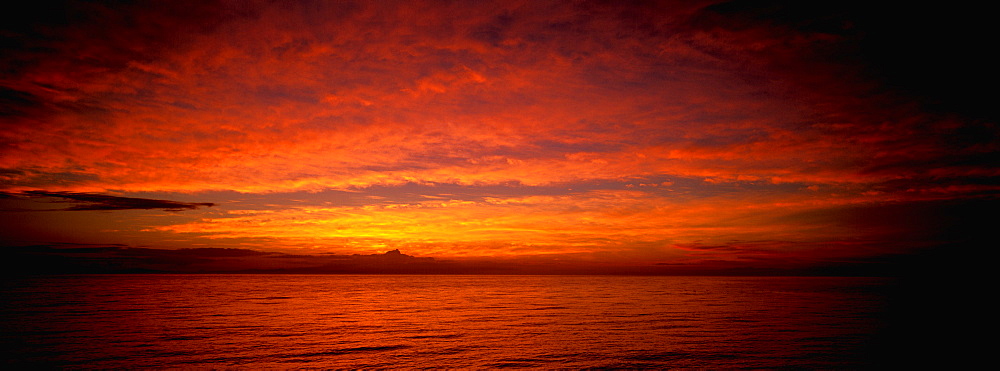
top-left (1, 274), bottom-right (901, 369)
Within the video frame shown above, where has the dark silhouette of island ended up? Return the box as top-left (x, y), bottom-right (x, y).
top-left (0, 244), bottom-right (522, 275)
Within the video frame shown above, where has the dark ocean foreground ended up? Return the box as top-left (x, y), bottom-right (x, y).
top-left (0, 274), bottom-right (946, 369)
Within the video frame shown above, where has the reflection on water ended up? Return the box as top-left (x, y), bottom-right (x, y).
top-left (1, 275), bottom-right (893, 368)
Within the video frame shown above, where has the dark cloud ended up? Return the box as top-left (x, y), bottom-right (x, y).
top-left (0, 0), bottom-right (260, 140)
top-left (0, 0), bottom-right (241, 76)
top-left (0, 87), bottom-right (42, 117)
top-left (10, 191), bottom-right (215, 211)
top-left (697, 0), bottom-right (998, 122)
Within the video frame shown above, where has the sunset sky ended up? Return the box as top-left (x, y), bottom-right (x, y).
top-left (2, 1), bottom-right (996, 274)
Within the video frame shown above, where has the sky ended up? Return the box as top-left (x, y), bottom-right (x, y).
top-left (1, 0), bottom-right (997, 274)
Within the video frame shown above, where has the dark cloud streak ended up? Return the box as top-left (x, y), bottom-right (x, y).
top-left (12, 191), bottom-right (215, 211)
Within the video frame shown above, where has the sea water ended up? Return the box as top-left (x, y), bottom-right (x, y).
top-left (1, 275), bottom-right (897, 368)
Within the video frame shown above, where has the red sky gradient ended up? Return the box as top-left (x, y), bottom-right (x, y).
top-left (1, 1), bottom-right (997, 274)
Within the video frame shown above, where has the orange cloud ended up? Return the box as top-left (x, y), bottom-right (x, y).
top-left (2, 1), bottom-right (995, 269)
top-left (0, 0), bottom-right (840, 193)
top-left (146, 188), bottom-right (903, 261)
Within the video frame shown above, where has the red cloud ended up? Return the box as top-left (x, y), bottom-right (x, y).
top-left (1, 1), bottom-right (995, 266)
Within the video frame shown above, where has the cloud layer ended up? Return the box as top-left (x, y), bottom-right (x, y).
top-left (1, 1), bottom-right (996, 268)
top-left (4, 0), bottom-right (992, 194)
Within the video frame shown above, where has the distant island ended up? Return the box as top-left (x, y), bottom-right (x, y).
top-left (1, 243), bottom-right (915, 276)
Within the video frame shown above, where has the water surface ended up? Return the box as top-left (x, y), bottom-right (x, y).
top-left (1, 275), bottom-right (894, 368)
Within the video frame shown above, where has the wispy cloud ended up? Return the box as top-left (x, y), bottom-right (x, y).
top-left (1, 1), bottom-right (995, 269)
top-left (7, 191), bottom-right (214, 211)
top-left (5, 0), bottom-right (990, 195)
